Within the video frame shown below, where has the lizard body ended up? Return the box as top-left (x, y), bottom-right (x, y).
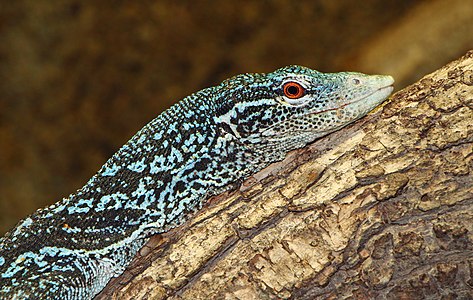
top-left (0, 66), bottom-right (393, 299)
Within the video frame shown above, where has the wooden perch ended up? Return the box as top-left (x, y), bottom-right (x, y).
top-left (97, 51), bottom-right (473, 299)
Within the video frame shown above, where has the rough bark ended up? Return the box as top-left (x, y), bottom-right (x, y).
top-left (98, 51), bottom-right (473, 299)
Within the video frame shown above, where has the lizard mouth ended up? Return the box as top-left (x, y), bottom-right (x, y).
top-left (306, 81), bottom-right (394, 117)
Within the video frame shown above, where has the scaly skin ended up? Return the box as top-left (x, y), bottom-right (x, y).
top-left (0, 66), bottom-right (394, 299)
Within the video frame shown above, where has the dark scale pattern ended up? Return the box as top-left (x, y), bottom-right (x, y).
top-left (0, 66), bottom-right (394, 299)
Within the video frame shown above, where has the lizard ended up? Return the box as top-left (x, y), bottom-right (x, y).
top-left (0, 65), bottom-right (394, 299)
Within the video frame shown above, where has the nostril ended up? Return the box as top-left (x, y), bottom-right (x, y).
top-left (352, 78), bottom-right (361, 85)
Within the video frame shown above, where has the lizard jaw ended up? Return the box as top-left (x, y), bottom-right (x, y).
top-left (306, 75), bottom-right (394, 119)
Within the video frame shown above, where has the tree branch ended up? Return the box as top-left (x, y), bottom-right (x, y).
top-left (98, 51), bottom-right (473, 300)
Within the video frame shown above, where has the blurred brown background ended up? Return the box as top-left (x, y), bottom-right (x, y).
top-left (1, 0), bottom-right (472, 234)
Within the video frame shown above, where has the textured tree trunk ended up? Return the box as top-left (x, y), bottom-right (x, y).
top-left (97, 51), bottom-right (473, 300)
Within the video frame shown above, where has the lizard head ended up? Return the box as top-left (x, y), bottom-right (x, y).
top-left (214, 65), bottom-right (394, 158)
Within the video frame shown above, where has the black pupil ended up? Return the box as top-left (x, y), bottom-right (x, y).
top-left (287, 85), bottom-right (299, 95)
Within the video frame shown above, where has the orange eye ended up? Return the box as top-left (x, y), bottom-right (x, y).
top-left (283, 82), bottom-right (305, 99)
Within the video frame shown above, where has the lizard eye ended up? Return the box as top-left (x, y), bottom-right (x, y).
top-left (283, 82), bottom-right (305, 99)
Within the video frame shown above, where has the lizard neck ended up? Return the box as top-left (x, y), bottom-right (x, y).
top-left (60, 88), bottom-right (254, 245)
